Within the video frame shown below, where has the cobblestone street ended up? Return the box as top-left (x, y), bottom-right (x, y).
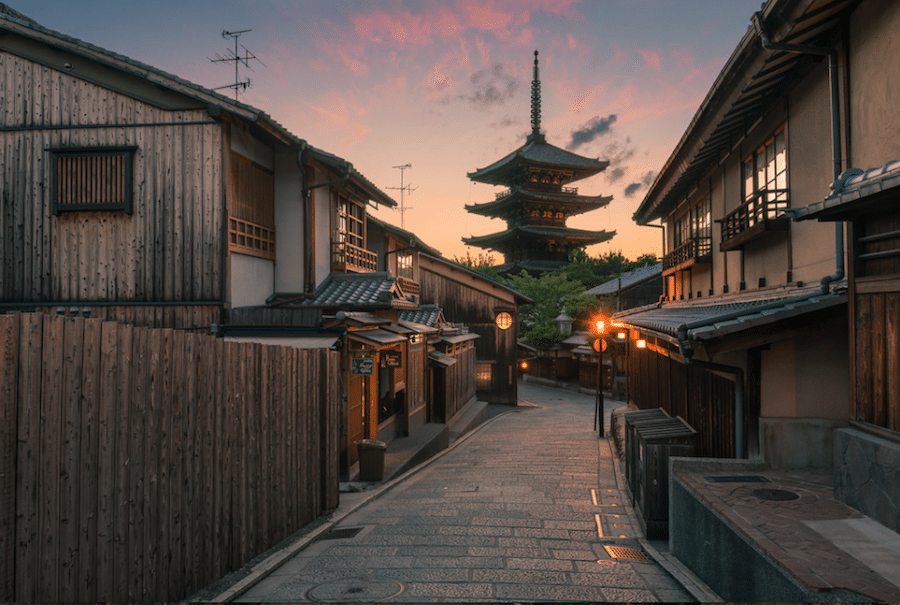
top-left (233, 382), bottom-right (696, 602)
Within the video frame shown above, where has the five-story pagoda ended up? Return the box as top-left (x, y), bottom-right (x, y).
top-left (464, 51), bottom-right (615, 275)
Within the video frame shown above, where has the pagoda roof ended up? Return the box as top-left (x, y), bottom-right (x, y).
top-left (467, 134), bottom-right (609, 186)
top-left (462, 224), bottom-right (615, 249)
top-left (465, 186), bottom-right (612, 217)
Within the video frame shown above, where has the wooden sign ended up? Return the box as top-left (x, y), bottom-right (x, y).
top-left (382, 351), bottom-right (402, 368)
top-left (351, 356), bottom-right (375, 375)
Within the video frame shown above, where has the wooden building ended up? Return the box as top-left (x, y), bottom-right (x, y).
top-left (463, 51), bottom-right (615, 276)
top-left (619, 0), bottom-right (900, 476)
top-left (793, 160), bottom-right (900, 532)
top-left (416, 254), bottom-right (531, 405)
top-left (0, 5), bottom-right (396, 332)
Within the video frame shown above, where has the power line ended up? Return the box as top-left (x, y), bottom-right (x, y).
top-left (209, 29), bottom-right (266, 100)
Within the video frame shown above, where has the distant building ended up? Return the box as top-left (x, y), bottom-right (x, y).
top-left (583, 263), bottom-right (663, 312)
top-left (463, 51), bottom-right (615, 276)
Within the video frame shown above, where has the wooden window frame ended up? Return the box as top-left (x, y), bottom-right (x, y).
top-left (228, 152), bottom-right (276, 261)
top-left (50, 146), bottom-right (137, 215)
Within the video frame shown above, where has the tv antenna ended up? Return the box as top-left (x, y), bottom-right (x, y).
top-left (209, 29), bottom-right (266, 100)
top-left (386, 163), bottom-right (417, 229)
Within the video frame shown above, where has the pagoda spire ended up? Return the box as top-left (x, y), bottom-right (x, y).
top-left (530, 50), bottom-right (543, 142)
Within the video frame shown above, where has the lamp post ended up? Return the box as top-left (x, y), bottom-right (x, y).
top-left (593, 318), bottom-right (606, 437)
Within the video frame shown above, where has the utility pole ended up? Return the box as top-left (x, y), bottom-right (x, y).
top-left (209, 29), bottom-right (266, 100)
top-left (386, 163), bottom-right (417, 229)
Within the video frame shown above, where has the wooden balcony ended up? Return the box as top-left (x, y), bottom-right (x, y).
top-left (720, 190), bottom-right (790, 252)
top-left (332, 241), bottom-right (378, 273)
top-left (663, 237), bottom-right (712, 276)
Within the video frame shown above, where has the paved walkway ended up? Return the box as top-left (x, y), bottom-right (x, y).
top-left (225, 383), bottom-right (701, 602)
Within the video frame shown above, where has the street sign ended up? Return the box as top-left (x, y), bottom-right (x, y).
top-left (351, 356), bottom-right (375, 375)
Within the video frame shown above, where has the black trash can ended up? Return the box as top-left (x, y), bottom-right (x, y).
top-left (357, 439), bottom-right (387, 481)
top-left (634, 416), bottom-right (696, 540)
top-left (623, 408), bottom-right (670, 501)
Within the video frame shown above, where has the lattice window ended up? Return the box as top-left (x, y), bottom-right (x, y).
top-left (229, 152), bottom-right (275, 260)
top-left (51, 147), bottom-right (137, 214)
top-left (334, 192), bottom-right (365, 249)
top-left (743, 126), bottom-right (788, 211)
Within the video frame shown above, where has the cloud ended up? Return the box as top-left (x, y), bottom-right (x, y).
top-left (623, 170), bottom-right (657, 197)
top-left (461, 63), bottom-right (519, 109)
top-left (567, 114), bottom-right (617, 150)
top-left (638, 49), bottom-right (662, 71)
top-left (601, 137), bottom-right (636, 184)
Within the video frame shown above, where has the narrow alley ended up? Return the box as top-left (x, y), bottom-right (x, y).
top-left (216, 382), bottom-right (703, 603)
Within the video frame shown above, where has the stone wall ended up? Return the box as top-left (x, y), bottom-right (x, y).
top-left (834, 427), bottom-right (900, 532)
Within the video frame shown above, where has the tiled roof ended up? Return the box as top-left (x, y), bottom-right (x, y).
top-left (792, 161), bottom-right (900, 221)
top-left (301, 272), bottom-right (418, 310)
top-left (465, 187), bottom-right (612, 217)
top-left (463, 225), bottom-right (615, 247)
top-left (468, 137), bottom-right (608, 185)
top-left (584, 263), bottom-right (663, 296)
top-left (615, 283), bottom-right (847, 343)
top-left (367, 215), bottom-right (441, 256)
top-left (400, 304), bottom-right (443, 327)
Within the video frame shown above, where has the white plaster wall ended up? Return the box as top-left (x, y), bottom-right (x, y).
top-left (230, 253), bottom-right (274, 307)
top-left (313, 171), bottom-right (332, 287)
top-left (273, 150), bottom-right (305, 293)
top-left (230, 127), bottom-right (274, 169)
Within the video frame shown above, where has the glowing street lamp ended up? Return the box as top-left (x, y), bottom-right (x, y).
top-left (593, 316), bottom-right (606, 437)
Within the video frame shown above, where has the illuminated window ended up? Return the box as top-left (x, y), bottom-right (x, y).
top-left (476, 363), bottom-right (493, 388)
top-left (495, 311), bottom-right (513, 330)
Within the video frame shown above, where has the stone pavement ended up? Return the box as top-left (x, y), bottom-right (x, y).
top-left (218, 382), bottom-right (708, 603)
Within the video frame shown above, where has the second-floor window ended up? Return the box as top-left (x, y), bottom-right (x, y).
top-left (334, 193), bottom-right (365, 249)
top-left (51, 146), bottom-right (137, 215)
top-left (673, 199), bottom-right (710, 247)
top-left (229, 152), bottom-right (275, 260)
top-left (743, 127), bottom-right (787, 208)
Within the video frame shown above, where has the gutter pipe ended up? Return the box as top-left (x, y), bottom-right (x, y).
top-left (753, 12), bottom-right (844, 294)
top-left (677, 324), bottom-right (745, 458)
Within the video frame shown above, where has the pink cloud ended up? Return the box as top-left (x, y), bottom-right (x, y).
top-left (567, 33), bottom-right (578, 50)
top-left (638, 49), bottom-right (662, 72)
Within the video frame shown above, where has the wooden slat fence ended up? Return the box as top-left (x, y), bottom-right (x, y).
top-left (0, 312), bottom-right (340, 603)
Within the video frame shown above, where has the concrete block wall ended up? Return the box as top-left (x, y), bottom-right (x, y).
top-left (834, 428), bottom-right (900, 533)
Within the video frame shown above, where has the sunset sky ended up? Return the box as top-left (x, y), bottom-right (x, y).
top-left (22, 0), bottom-right (763, 263)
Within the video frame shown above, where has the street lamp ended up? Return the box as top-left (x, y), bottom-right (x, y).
top-left (593, 317), bottom-right (606, 437)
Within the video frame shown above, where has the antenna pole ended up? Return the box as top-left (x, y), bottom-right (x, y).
top-left (386, 163), bottom-right (417, 229)
top-left (209, 29), bottom-right (266, 100)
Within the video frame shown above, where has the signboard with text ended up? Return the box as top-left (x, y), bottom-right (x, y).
top-left (351, 356), bottom-right (375, 375)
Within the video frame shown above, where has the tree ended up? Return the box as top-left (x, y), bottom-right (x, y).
top-left (452, 251), bottom-right (501, 281)
top-left (506, 269), bottom-right (602, 348)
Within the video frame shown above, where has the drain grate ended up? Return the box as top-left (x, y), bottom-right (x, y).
top-left (705, 475), bottom-right (770, 483)
top-left (315, 526), bottom-right (364, 542)
top-left (603, 545), bottom-right (652, 561)
top-left (749, 488), bottom-right (800, 501)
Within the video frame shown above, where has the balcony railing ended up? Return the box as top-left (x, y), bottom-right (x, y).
top-left (494, 186), bottom-right (579, 200)
top-left (397, 275), bottom-right (420, 297)
top-left (663, 237), bottom-right (712, 275)
top-left (332, 241), bottom-right (378, 273)
top-left (720, 189), bottom-right (790, 251)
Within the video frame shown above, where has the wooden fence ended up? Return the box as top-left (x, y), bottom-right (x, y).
top-left (0, 312), bottom-right (340, 602)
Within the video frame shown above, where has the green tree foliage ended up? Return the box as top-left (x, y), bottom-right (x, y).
top-left (452, 251), bottom-right (502, 281)
top-left (504, 250), bottom-right (659, 348)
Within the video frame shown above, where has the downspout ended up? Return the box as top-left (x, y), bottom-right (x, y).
top-left (753, 12), bottom-right (844, 294)
top-left (677, 324), bottom-right (745, 458)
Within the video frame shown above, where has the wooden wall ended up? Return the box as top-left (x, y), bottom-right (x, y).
top-left (419, 266), bottom-right (518, 404)
top-left (0, 50), bottom-right (225, 305)
top-left (626, 340), bottom-right (737, 458)
top-left (0, 312), bottom-right (341, 603)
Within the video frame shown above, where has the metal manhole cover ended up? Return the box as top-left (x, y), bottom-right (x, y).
top-left (603, 545), bottom-right (652, 561)
top-left (749, 488), bottom-right (800, 501)
top-left (306, 577), bottom-right (403, 602)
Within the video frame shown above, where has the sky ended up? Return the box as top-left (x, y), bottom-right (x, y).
top-left (20, 0), bottom-right (764, 263)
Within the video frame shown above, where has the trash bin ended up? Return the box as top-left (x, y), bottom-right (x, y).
top-left (356, 439), bottom-right (387, 481)
top-left (634, 416), bottom-right (696, 540)
top-left (623, 408), bottom-right (670, 501)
